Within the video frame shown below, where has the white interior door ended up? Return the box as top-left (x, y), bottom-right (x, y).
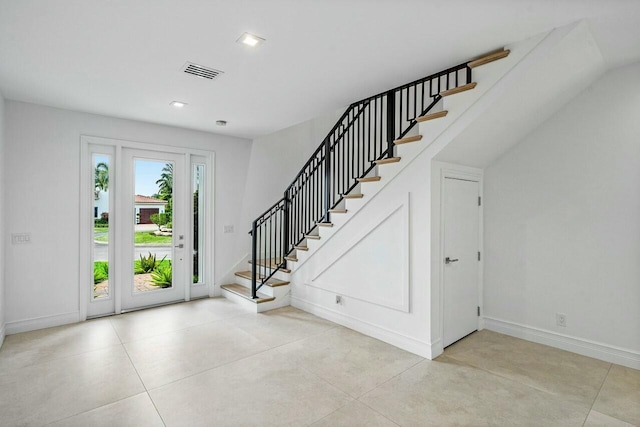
top-left (443, 177), bottom-right (480, 347)
top-left (120, 148), bottom-right (187, 311)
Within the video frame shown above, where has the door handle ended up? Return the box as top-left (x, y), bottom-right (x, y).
top-left (445, 257), bottom-right (459, 264)
top-left (174, 243), bottom-right (184, 249)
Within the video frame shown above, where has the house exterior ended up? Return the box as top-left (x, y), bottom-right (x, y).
top-left (94, 189), bottom-right (109, 219)
top-left (134, 194), bottom-right (167, 224)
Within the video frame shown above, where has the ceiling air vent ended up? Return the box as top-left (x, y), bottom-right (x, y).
top-left (181, 62), bottom-right (224, 80)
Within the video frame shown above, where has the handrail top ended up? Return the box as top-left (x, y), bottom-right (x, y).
top-left (252, 196), bottom-right (286, 225)
top-left (283, 61), bottom-right (470, 195)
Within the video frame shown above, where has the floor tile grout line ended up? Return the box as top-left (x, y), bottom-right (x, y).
top-left (443, 351), bottom-right (599, 406)
top-left (0, 343), bottom-right (125, 376)
top-left (582, 363), bottom-right (613, 427)
top-left (353, 356), bottom-right (426, 423)
top-left (110, 299), bottom-right (320, 345)
top-left (110, 312), bottom-right (232, 345)
top-left (356, 399), bottom-right (402, 427)
top-left (140, 322), bottom-right (342, 392)
top-left (120, 339), bottom-right (167, 427)
top-left (40, 392), bottom-right (153, 427)
top-left (1, 320), bottom-right (124, 372)
top-left (356, 356), bottom-right (425, 399)
top-left (288, 360), bottom-right (356, 425)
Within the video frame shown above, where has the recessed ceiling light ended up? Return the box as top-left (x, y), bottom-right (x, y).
top-left (216, 120), bottom-right (227, 126)
top-left (170, 101), bottom-right (187, 108)
top-left (237, 32), bottom-right (265, 47)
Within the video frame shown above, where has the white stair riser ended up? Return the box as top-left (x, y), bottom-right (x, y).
top-left (221, 288), bottom-right (291, 313)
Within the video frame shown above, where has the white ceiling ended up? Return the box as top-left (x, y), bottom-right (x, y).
top-left (0, 0), bottom-right (639, 139)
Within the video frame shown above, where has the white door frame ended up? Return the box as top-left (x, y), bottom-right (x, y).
top-left (431, 161), bottom-right (483, 356)
top-left (79, 135), bottom-right (215, 320)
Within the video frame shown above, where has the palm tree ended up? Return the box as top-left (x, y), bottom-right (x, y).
top-left (94, 162), bottom-right (109, 199)
top-left (156, 163), bottom-right (173, 217)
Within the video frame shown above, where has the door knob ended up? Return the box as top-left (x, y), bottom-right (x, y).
top-left (445, 257), bottom-right (459, 264)
top-left (175, 243), bottom-right (184, 249)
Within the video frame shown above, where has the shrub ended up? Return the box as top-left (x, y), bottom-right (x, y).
top-left (134, 253), bottom-right (168, 274)
top-left (150, 213), bottom-right (170, 230)
top-left (94, 218), bottom-right (109, 226)
top-left (151, 263), bottom-right (172, 288)
top-left (137, 252), bottom-right (157, 273)
top-left (192, 275), bottom-right (199, 284)
top-left (94, 261), bottom-right (109, 284)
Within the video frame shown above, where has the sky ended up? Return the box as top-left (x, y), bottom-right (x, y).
top-left (135, 159), bottom-right (168, 197)
top-left (94, 155), bottom-right (170, 197)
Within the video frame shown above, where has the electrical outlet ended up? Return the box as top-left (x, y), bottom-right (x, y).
top-left (335, 295), bottom-right (342, 305)
top-left (223, 225), bottom-right (234, 234)
top-left (556, 313), bottom-right (567, 327)
top-left (11, 233), bottom-right (31, 244)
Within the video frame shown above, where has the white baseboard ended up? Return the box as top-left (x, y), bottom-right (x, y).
top-left (291, 296), bottom-right (433, 359)
top-left (214, 253), bottom-right (250, 297)
top-left (0, 322), bottom-right (5, 348)
top-left (484, 317), bottom-right (640, 370)
top-left (6, 311), bottom-right (80, 335)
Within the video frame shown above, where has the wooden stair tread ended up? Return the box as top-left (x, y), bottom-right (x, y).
top-left (375, 157), bottom-right (401, 165)
top-left (234, 271), bottom-right (289, 287)
top-left (329, 209), bottom-right (348, 214)
top-left (305, 234), bottom-right (321, 240)
top-left (284, 256), bottom-right (298, 262)
top-left (294, 245), bottom-right (308, 251)
top-left (440, 82), bottom-right (477, 97)
top-left (394, 135), bottom-right (422, 145)
top-left (357, 176), bottom-right (381, 182)
top-left (468, 49), bottom-right (510, 68)
top-left (248, 259), bottom-right (291, 273)
top-left (317, 222), bottom-right (333, 227)
top-left (221, 283), bottom-right (275, 303)
top-left (343, 193), bottom-right (364, 199)
top-left (416, 110), bottom-right (448, 123)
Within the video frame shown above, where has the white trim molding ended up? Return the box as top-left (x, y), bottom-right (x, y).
top-left (292, 296), bottom-right (432, 359)
top-left (6, 311), bottom-right (80, 335)
top-left (306, 194), bottom-right (410, 313)
top-left (484, 317), bottom-right (640, 370)
top-left (0, 322), bottom-right (6, 348)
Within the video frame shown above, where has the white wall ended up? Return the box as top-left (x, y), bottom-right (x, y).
top-left (231, 109), bottom-right (343, 264)
top-left (0, 92), bottom-right (5, 346)
top-left (483, 63), bottom-right (640, 368)
top-left (4, 101), bottom-right (252, 331)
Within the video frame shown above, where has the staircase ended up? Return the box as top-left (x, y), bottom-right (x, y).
top-left (221, 48), bottom-right (511, 312)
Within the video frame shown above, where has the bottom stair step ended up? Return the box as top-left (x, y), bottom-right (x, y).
top-left (234, 271), bottom-right (289, 287)
top-left (221, 283), bottom-right (275, 303)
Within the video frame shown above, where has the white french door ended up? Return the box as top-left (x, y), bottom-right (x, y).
top-left (84, 138), bottom-right (212, 319)
top-left (120, 148), bottom-right (187, 311)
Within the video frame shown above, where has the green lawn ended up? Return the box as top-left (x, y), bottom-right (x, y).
top-left (95, 231), bottom-right (172, 244)
top-left (94, 227), bottom-right (108, 233)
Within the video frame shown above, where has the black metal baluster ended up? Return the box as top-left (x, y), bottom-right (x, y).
top-left (386, 90), bottom-right (395, 158)
top-left (323, 134), bottom-right (331, 223)
top-left (251, 220), bottom-right (257, 298)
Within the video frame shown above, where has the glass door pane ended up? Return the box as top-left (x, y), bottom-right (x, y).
top-left (193, 163), bottom-right (204, 285)
top-left (93, 154), bottom-right (111, 299)
top-left (133, 159), bottom-right (174, 292)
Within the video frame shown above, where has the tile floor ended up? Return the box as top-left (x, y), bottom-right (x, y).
top-left (0, 298), bottom-right (638, 426)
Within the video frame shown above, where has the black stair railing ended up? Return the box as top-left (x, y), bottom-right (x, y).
top-left (250, 61), bottom-right (472, 298)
